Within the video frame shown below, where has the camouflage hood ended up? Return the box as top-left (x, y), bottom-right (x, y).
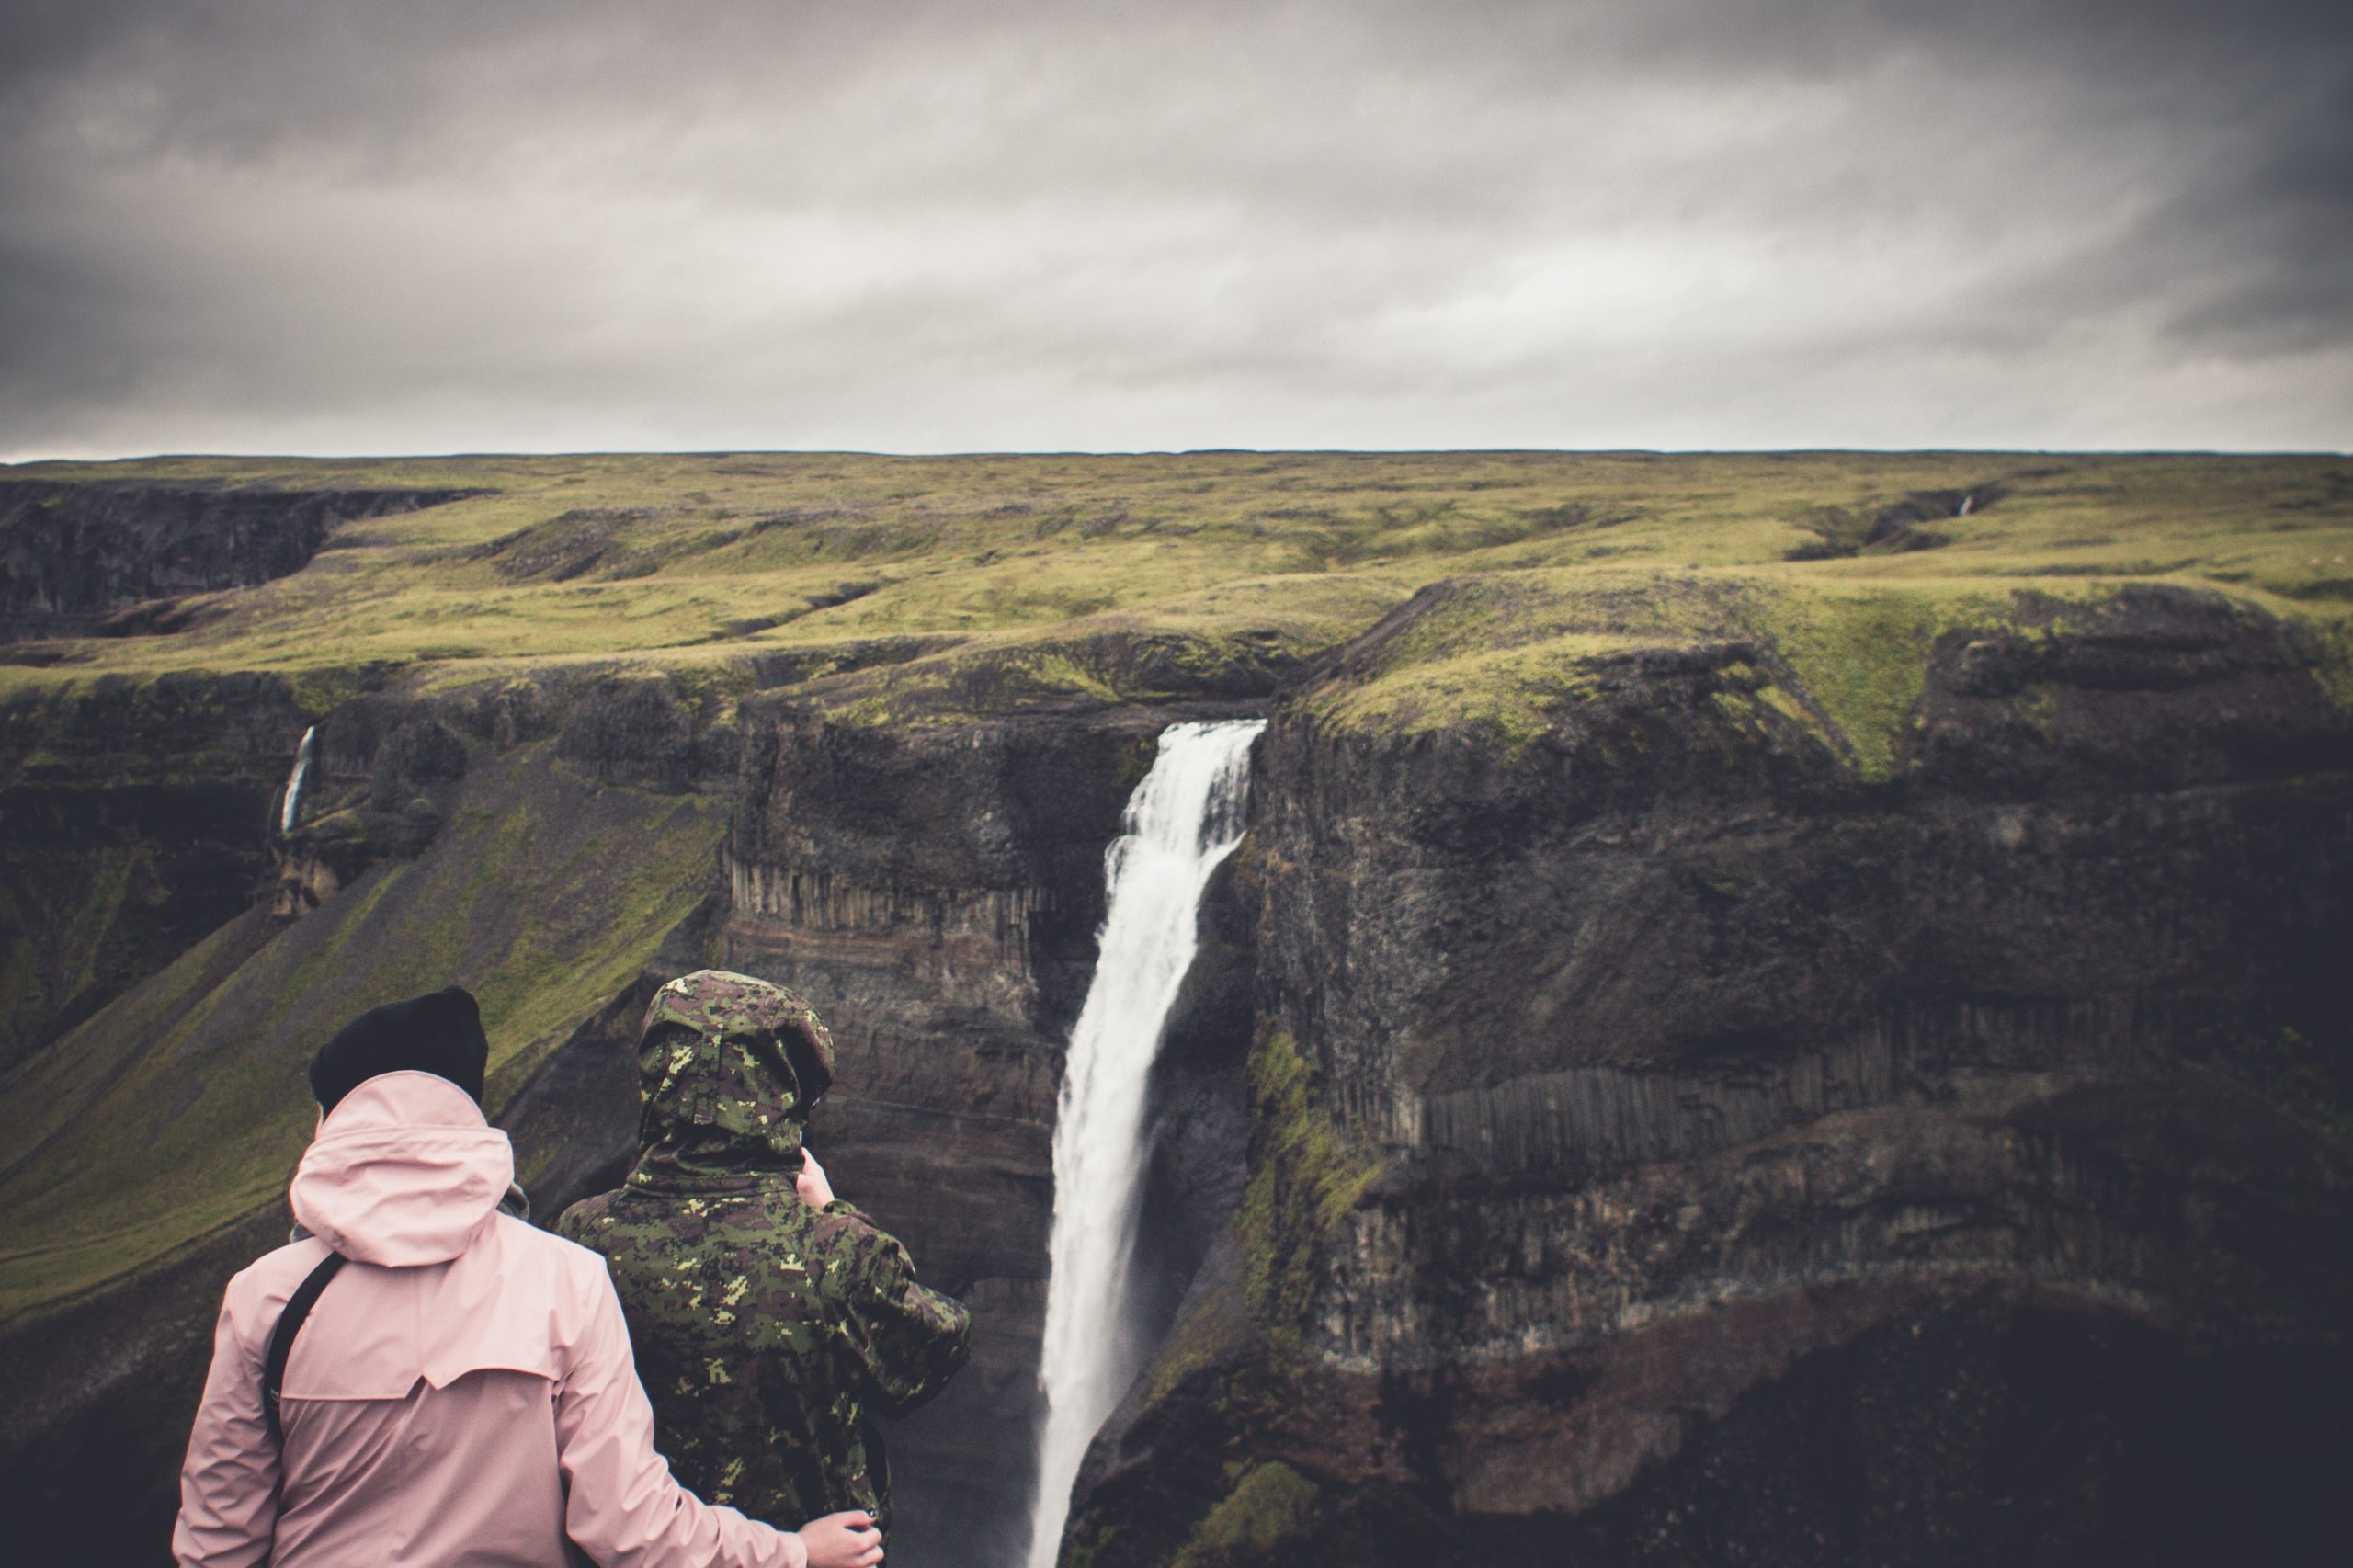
top-left (630, 969), bottom-right (837, 1187)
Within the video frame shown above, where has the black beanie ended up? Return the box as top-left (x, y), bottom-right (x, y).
top-left (310, 985), bottom-right (490, 1114)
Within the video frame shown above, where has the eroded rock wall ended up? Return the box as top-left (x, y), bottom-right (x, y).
top-left (0, 481), bottom-right (482, 640)
top-left (1067, 586), bottom-right (2353, 1565)
top-left (721, 700), bottom-right (1257, 1568)
top-left (0, 672), bottom-right (321, 1069)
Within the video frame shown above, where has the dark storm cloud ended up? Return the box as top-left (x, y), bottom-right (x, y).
top-left (2146, 79), bottom-right (2353, 353)
top-left (1, 0), bottom-right (2346, 455)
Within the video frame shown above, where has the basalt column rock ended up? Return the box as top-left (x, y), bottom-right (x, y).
top-left (1071, 586), bottom-right (2353, 1566)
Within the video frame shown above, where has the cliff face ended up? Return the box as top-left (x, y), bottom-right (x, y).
top-left (0, 481), bottom-right (482, 641)
top-left (1063, 585), bottom-right (2353, 1566)
top-left (0, 672), bottom-right (324, 1069)
top-left (0, 656), bottom-right (1257, 1568)
top-left (722, 698), bottom-right (1270, 1565)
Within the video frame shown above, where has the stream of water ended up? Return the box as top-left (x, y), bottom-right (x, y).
top-left (279, 725), bottom-right (317, 834)
top-left (1023, 718), bottom-right (1265, 1568)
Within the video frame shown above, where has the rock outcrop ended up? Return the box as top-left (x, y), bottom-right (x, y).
top-left (0, 480), bottom-right (482, 641)
top-left (1063, 584), bottom-right (2353, 1566)
top-left (0, 672), bottom-right (323, 1068)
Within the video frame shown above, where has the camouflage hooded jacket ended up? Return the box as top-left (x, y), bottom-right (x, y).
top-left (556, 971), bottom-right (972, 1531)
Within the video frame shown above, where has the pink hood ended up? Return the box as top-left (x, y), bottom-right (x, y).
top-left (290, 1071), bottom-right (510, 1267)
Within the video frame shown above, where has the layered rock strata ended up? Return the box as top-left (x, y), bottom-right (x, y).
top-left (1065, 585), bottom-right (2353, 1566)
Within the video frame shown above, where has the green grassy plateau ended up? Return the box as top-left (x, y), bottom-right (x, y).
top-left (7, 450), bottom-right (2349, 744)
top-left (2, 449), bottom-right (2348, 1325)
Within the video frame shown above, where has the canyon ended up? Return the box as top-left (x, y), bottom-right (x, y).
top-left (0, 452), bottom-right (2347, 1565)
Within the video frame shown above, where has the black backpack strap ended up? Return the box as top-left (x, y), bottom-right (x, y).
top-left (264, 1251), bottom-right (347, 1445)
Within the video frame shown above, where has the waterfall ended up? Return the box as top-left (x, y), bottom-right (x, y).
top-left (1023, 718), bottom-right (1266, 1568)
top-left (278, 725), bottom-right (316, 834)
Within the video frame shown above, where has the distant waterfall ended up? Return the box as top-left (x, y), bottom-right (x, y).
top-left (278, 726), bottom-right (316, 834)
top-left (1024, 719), bottom-right (1265, 1568)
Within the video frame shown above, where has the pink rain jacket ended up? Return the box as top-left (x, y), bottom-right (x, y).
top-left (174, 1071), bottom-right (808, 1568)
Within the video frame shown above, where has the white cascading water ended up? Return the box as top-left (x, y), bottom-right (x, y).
top-left (1024, 719), bottom-right (1266, 1568)
top-left (278, 725), bottom-right (317, 834)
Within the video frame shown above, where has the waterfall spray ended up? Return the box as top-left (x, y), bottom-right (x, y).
top-left (278, 725), bottom-right (317, 835)
top-left (1024, 719), bottom-right (1265, 1568)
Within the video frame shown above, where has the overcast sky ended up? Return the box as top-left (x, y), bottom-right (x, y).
top-left (2, 0), bottom-right (2347, 458)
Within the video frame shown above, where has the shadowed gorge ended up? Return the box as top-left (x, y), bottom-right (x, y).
top-left (1, 451), bottom-right (2347, 1565)
top-left (0, 480), bottom-right (489, 642)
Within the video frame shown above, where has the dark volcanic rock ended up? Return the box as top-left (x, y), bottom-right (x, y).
top-left (369, 718), bottom-right (468, 808)
top-left (721, 706), bottom-right (1142, 1567)
top-left (274, 707), bottom-right (484, 916)
top-left (1133, 840), bottom-right (1261, 1333)
top-left (1064, 587), bottom-right (2353, 1566)
top-left (554, 676), bottom-right (732, 790)
top-left (0, 1200), bottom-right (290, 1564)
top-left (1544, 1292), bottom-right (2352, 1567)
top-left (0, 480), bottom-right (483, 640)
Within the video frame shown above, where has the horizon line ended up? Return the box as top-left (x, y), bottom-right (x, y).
top-left (6, 443), bottom-right (2349, 467)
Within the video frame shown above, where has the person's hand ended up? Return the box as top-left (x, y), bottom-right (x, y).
top-left (796, 1148), bottom-right (836, 1210)
top-left (797, 1509), bottom-right (881, 1568)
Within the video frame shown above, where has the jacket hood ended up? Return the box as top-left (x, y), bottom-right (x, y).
top-left (290, 1071), bottom-right (515, 1266)
top-left (630, 970), bottom-right (835, 1187)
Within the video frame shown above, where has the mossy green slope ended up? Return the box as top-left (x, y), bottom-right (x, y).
top-left (0, 744), bottom-right (722, 1321)
top-left (0, 840), bottom-right (172, 1071)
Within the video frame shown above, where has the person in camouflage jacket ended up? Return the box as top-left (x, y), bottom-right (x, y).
top-left (557, 970), bottom-right (972, 1536)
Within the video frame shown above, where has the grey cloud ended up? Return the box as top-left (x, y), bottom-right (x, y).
top-left (2154, 81), bottom-right (2353, 352)
top-left (0, 0), bottom-right (2346, 455)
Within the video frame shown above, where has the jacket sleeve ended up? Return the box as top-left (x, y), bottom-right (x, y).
top-left (172, 1276), bottom-right (279, 1568)
top-left (555, 1269), bottom-right (810, 1568)
top-left (828, 1201), bottom-right (973, 1416)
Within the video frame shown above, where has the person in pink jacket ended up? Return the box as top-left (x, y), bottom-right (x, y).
top-left (173, 985), bottom-right (884, 1568)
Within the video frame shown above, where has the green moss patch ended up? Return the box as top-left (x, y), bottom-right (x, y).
top-left (1240, 1034), bottom-right (1381, 1350)
top-left (1304, 569), bottom-right (1741, 754)
top-left (1170, 1461), bottom-right (1324, 1568)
